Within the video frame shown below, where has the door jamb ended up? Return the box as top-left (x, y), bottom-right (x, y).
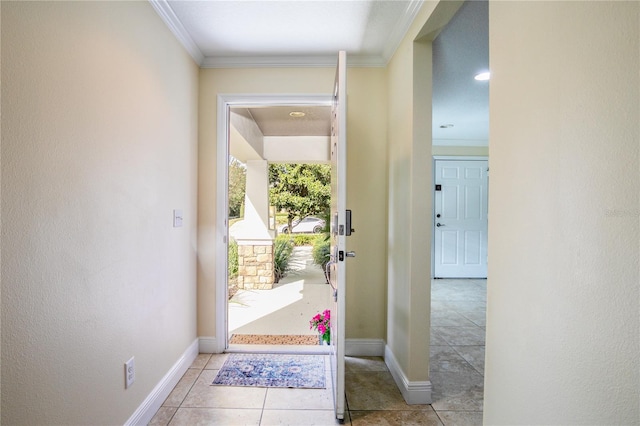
top-left (215, 94), bottom-right (333, 353)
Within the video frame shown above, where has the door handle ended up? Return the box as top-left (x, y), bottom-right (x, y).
top-left (436, 223), bottom-right (445, 227)
top-left (338, 251), bottom-right (356, 261)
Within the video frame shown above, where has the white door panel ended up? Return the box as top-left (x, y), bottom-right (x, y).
top-left (434, 159), bottom-right (488, 278)
top-left (329, 50), bottom-right (347, 421)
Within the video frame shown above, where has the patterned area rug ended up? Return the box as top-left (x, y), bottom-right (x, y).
top-left (229, 334), bottom-right (319, 345)
top-left (212, 353), bottom-right (326, 388)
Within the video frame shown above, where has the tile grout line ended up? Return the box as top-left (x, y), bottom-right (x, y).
top-left (171, 355), bottom-right (213, 423)
top-left (258, 387), bottom-right (269, 425)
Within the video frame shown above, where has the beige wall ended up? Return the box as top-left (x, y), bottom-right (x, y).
top-left (385, 0), bottom-right (463, 384)
top-left (1, 2), bottom-right (199, 424)
top-left (485, 1), bottom-right (639, 423)
top-left (197, 67), bottom-right (388, 340)
top-left (432, 146), bottom-right (488, 157)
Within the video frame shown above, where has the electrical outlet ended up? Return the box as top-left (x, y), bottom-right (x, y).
top-left (125, 357), bottom-right (135, 389)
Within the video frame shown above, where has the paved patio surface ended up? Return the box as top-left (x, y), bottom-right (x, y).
top-left (228, 246), bottom-right (333, 336)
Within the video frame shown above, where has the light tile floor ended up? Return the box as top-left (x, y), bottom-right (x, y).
top-left (149, 278), bottom-right (486, 425)
top-left (429, 279), bottom-right (486, 424)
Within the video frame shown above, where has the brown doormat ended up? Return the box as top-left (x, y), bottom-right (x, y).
top-left (230, 334), bottom-right (319, 345)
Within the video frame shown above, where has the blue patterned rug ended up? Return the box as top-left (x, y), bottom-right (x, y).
top-left (212, 354), bottom-right (326, 389)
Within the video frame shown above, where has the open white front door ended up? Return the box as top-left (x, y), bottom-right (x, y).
top-left (329, 50), bottom-right (347, 420)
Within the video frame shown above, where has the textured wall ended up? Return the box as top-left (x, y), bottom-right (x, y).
top-left (485, 1), bottom-right (640, 423)
top-left (1, 2), bottom-right (198, 424)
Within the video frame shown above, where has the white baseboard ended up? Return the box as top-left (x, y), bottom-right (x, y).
top-left (125, 338), bottom-right (199, 426)
top-left (384, 345), bottom-right (432, 405)
top-left (198, 336), bottom-right (221, 354)
top-left (345, 338), bottom-right (385, 356)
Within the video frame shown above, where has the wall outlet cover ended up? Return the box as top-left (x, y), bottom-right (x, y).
top-left (125, 357), bottom-right (135, 389)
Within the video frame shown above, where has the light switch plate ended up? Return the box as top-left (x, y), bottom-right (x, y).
top-left (173, 209), bottom-right (183, 228)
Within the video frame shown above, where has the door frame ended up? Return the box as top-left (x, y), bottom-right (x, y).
top-left (431, 155), bottom-right (488, 278)
top-left (215, 93), bottom-right (333, 353)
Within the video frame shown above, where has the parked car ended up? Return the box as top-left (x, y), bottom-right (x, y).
top-left (278, 216), bottom-right (325, 234)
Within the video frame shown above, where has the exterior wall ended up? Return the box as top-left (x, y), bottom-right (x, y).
top-left (485, 2), bottom-right (639, 424)
top-left (198, 67), bottom-right (388, 341)
top-left (1, 2), bottom-right (199, 424)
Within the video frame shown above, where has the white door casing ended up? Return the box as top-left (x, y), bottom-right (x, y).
top-left (328, 50), bottom-right (347, 420)
top-left (433, 159), bottom-right (488, 278)
top-left (215, 94), bottom-right (332, 354)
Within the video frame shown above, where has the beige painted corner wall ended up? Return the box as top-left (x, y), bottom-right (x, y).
top-left (197, 67), bottom-right (388, 340)
top-left (485, 1), bottom-right (639, 424)
top-left (385, 0), bottom-right (463, 383)
top-left (1, 2), bottom-right (199, 424)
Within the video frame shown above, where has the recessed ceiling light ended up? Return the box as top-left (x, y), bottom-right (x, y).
top-left (289, 111), bottom-right (306, 118)
top-left (440, 124), bottom-right (454, 129)
top-left (474, 72), bottom-right (491, 81)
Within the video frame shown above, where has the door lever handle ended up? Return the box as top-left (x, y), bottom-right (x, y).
top-left (436, 223), bottom-right (445, 227)
top-left (346, 251), bottom-right (356, 258)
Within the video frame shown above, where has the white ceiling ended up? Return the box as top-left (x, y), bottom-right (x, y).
top-left (243, 106), bottom-right (331, 137)
top-left (150, 0), bottom-right (488, 143)
top-left (432, 0), bottom-right (489, 144)
top-left (155, 0), bottom-right (423, 67)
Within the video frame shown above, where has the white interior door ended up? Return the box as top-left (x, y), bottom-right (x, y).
top-left (329, 50), bottom-right (347, 420)
top-left (434, 159), bottom-right (488, 278)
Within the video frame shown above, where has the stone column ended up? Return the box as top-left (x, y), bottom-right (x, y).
top-left (234, 160), bottom-right (275, 289)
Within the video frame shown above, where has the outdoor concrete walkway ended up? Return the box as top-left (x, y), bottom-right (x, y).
top-left (228, 246), bottom-right (333, 337)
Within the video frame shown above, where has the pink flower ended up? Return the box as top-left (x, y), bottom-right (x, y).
top-left (310, 310), bottom-right (331, 343)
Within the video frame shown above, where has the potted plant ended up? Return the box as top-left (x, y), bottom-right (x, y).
top-left (310, 309), bottom-right (331, 345)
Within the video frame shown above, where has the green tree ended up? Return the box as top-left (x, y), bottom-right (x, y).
top-left (269, 164), bottom-right (331, 233)
top-left (228, 157), bottom-right (246, 218)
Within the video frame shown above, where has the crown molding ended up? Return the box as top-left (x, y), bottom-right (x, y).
top-left (382, 0), bottom-right (424, 62)
top-left (201, 54), bottom-right (386, 69)
top-left (149, 0), bottom-right (204, 65)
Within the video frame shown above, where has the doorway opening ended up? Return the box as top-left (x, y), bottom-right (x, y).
top-left (227, 162), bottom-right (333, 350)
top-left (215, 95), bottom-right (333, 354)
top-left (428, 0), bottom-right (489, 412)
